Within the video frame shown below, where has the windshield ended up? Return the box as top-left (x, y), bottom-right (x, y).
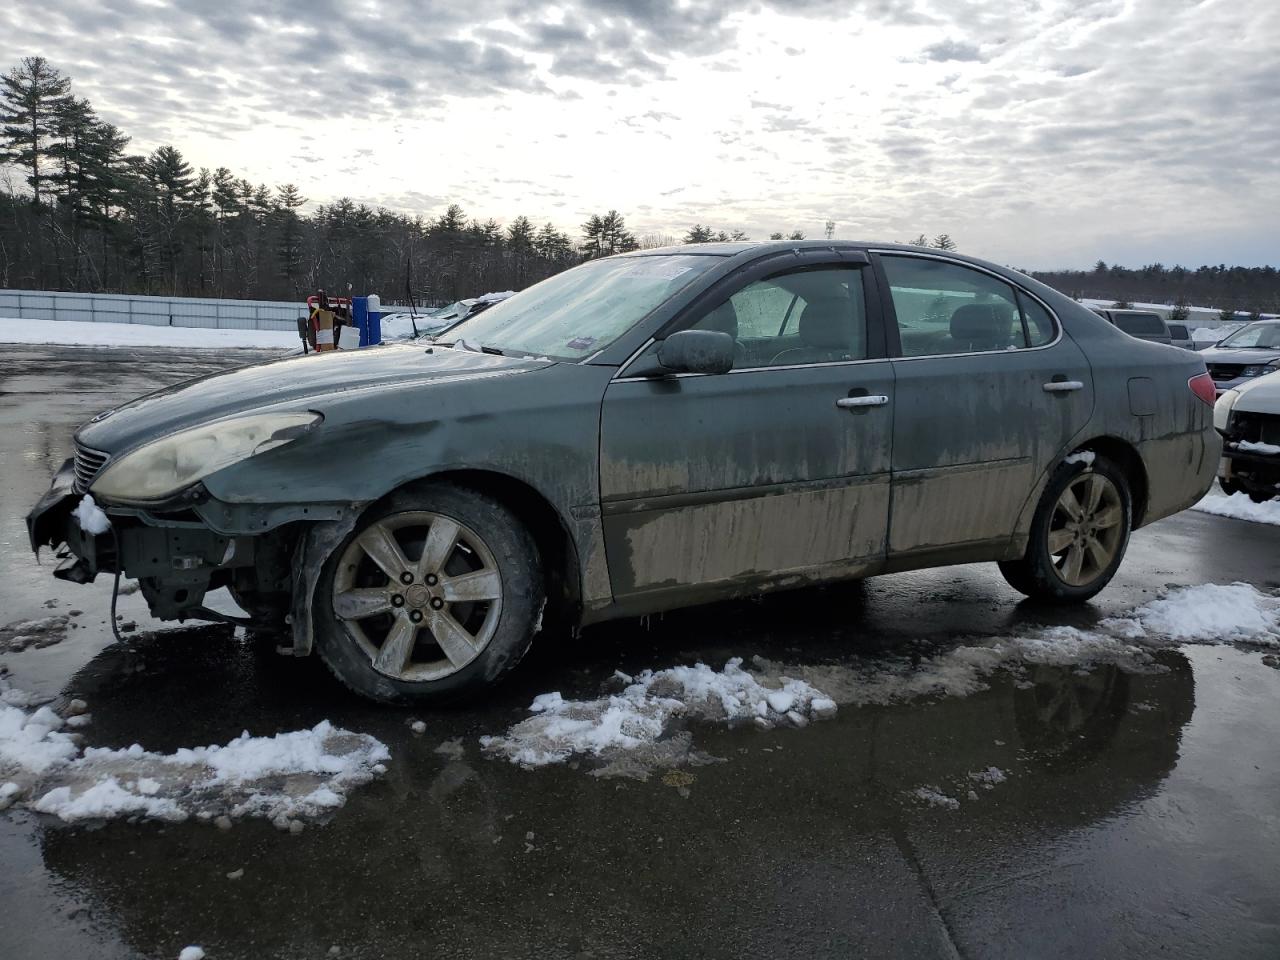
top-left (441, 255), bottom-right (720, 360)
top-left (1217, 321), bottom-right (1280, 349)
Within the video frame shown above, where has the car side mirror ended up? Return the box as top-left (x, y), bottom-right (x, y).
top-left (629, 329), bottom-right (734, 378)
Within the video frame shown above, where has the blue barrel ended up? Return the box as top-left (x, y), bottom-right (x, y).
top-left (352, 295), bottom-right (383, 347)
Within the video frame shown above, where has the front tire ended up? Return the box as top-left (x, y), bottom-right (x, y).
top-left (313, 483), bottom-right (543, 704)
top-left (999, 456), bottom-right (1132, 603)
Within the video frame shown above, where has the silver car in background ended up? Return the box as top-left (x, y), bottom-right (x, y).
top-left (1200, 319), bottom-right (1280, 394)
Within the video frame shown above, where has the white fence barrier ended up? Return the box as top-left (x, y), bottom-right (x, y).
top-left (0, 289), bottom-right (307, 331)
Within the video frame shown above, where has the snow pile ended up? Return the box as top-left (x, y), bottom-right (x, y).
top-left (0, 703), bottom-right (82, 776)
top-left (481, 658), bottom-right (836, 769)
top-left (969, 766), bottom-right (1007, 787)
top-left (912, 786), bottom-right (960, 810)
top-left (0, 615), bottom-right (69, 653)
top-left (1063, 450), bottom-right (1096, 466)
top-left (0, 684), bottom-right (389, 824)
top-left (0, 317), bottom-right (297, 350)
top-left (482, 583), bottom-right (1280, 776)
top-left (72, 495), bottom-right (111, 535)
top-left (1103, 582), bottom-right (1280, 644)
top-left (1193, 492), bottom-right (1280, 525)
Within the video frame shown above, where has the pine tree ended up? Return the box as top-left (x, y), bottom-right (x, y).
top-left (581, 213), bottom-right (605, 257)
top-left (684, 224), bottom-right (715, 243)
top-left (275, 183), bottom-right (306, 291)
top-left (599, 210), bottom-right (637, 254)
top-left (0, 56), bottom-right (70, 205)
top-left (933, 233), bottom-right (956, 251)
top-left (769, 232), bottom-right (784, 240)
top-left (1168, 298), bottom-right (1190, 325)
top-left (787, 230), bottom-right (805, 241)
top-left (145, 145), bottom-right (196, 292)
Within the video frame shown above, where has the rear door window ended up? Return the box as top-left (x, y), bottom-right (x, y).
top-left (879, 255), bottom-right (1057, 356)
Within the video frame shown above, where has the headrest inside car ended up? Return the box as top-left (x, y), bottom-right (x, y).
top-left (951, 303), bottom-right (1015, 347)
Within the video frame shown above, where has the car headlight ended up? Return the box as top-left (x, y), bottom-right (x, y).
top-left (1213, 389), bottom-right (1238, 433)
top-left (92, 412), bottom-right (321, 502)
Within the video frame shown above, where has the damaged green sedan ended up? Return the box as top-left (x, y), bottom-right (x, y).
top-left (28, 241), bottom-right (1220, 703)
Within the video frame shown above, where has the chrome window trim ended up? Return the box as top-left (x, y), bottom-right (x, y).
top-left (869, 249), bottom-right (1065, 360)
top-left (611, 349), bottom-right (889, 383)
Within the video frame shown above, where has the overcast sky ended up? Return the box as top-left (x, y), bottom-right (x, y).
top-left (5, 0), bottom-right (1278, 268)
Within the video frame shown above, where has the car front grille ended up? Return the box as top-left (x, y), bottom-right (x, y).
top-left (1228, 412), bottom-right (1280, 447)
top-left (72, 443), bottom-right (111, 494)
top-left (1207, 363), bottom-right (1246, 382)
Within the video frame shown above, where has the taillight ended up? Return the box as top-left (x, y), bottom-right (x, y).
top-left (1188, 372), bottom-right (1216, 406)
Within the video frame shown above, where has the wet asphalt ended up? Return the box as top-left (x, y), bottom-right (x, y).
top-left (0, 344), bottom-right (1278, 960)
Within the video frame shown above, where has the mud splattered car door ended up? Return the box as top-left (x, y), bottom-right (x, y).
top-left (599, 260), bottom-right (894, 610)
top-left (875, 252), bottom-right (1094, 562)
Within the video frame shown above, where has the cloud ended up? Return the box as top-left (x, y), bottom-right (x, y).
top-left (919, 38), bottom-right (985, 62)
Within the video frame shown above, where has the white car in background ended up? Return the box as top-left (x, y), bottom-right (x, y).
top-left (380, 292), bottom-right (515, 342)
top-left (1215, 370), bottom-right (1280, 502)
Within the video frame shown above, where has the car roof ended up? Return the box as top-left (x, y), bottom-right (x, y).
top-left (616, 239), bottom-right (1023, 274)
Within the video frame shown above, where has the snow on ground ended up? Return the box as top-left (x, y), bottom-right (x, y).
top-left (481, 658), bottom-right (835, 772)
top-left (1193, 491), bottom-right (1280, 525)
top-left (0, 674), bottom-right (389, 824)
top-left (483, 583), bottom-right (1280, 776)
top-left (0, 317), bottom-right (298, 350)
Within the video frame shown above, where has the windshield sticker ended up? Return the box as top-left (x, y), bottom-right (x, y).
top-left (566, 336), bottom-right (597, 351)
top-left (620, 259), bottom-right (693, 281)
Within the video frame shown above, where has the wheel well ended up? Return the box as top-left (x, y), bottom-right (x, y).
top-left (1071, 437), bottom-right (1149, 527)
top-left (399, 469), bottom-right (582, 626)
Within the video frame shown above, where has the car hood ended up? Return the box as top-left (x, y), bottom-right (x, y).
top-left (77, 344), bottom-right (553, 453)
top-left (1232, 370), bottom-right (1280, 413)
top-left (1199, 346), bottom-right (1280, 365)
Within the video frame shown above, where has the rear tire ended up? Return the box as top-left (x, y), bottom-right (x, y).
top-left (313, 483), bottom-right (543, 704)
top-left (998, 455), bottom-right (1132, 603)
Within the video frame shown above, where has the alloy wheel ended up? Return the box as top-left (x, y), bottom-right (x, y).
top-left (332, 511), bottom-right (503, 682)
top-left (1047, 472), bottom-right (1124, 587)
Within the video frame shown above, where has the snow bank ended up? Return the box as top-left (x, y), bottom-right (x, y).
top-left (0, 675), bottom-right (389, 824)
top-left (483, 583), bottom-right (1280, 775)
top-left (1063, 451), bottom-right (1096, 466)
top-left (1193, 492), bottom-right (1280, 525)
top-left (72, 495), bottom-right (111, 535)
top-left (0, 317), bottom-right (297, 350)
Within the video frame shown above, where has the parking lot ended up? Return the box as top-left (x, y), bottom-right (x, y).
top-left (1, 345), bottom-right (1278, 959)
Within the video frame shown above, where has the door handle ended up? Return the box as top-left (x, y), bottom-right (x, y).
top-left (1042, 380), bottom-right (1084, 393)
top-left (836, 395), bottom-right (889, 409)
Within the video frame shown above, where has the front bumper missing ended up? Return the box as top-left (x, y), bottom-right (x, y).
top-left (1219, 447), bottom-right (1280, 498)
top-left (27, 463), bottom-right (254, 619)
